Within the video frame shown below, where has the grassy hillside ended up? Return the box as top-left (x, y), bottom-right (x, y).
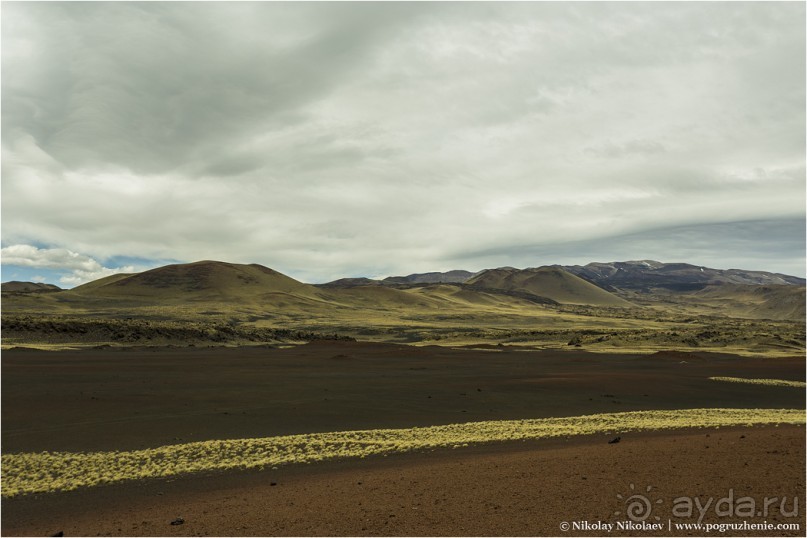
top-left (47, 261), bottom-right (576, 318)
top-left (71, 261), bottom-right (313, 299)
top-left (1, 282), bottom-right (61, 293)
top-left (2, 260), bottom-right (803, 355)
top-left (467, 266), bottom-right (634, 307)
top-left (69, 273), bottom-right (136, 292)
top-left (691, 284), bottom-right (806, 320)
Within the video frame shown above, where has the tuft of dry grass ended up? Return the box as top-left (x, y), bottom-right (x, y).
top-left (709, 377), bottom-right (806, 388)
top-left (2, 408), bottom-right (803, 497)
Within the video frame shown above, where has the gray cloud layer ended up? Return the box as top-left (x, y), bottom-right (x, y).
top-left (2, 2), bottom-right (805, 283)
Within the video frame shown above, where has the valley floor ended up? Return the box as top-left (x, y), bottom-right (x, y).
top-left (1, 342), bottom-right (804, 536)
top-left (3, 343), bottom-right (805, 453)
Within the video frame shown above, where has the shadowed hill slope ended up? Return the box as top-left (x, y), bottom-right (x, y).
top-left (466, 266), bottom-right (634, 307)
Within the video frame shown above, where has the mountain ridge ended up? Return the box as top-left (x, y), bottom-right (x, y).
top-left (382, 270), bottom-right (476, 286)
top-left (3, 259), bottom-right (804, 321)
top-left (562, 260), bottom-right (805, 292)
top-left (7, 260), bottom-right (803, 292)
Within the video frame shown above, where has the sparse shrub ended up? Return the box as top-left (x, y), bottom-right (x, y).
top-left (2, 408), bottom-right (802, 498)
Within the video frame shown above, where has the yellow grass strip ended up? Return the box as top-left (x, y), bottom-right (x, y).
top-left (2, 408), bottom-right (804, 497)
top-left (709, 377), bottom-right (806, 388)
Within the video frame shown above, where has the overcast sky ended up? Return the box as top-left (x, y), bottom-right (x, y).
top-left (2, 1), bottom-right (805, 286)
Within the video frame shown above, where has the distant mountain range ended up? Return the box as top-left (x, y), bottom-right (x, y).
top-left (320, 260), bottom-right (804, 292)
top-left (2, 259), bottom-right (804, 320)
top-left (561, 260), bottom-right (805, 292)
top-left (319, 271), bottom-right (475, 288)
top-left (383, 270), bottom-right (476, 286)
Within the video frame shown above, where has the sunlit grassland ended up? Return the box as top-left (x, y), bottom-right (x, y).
top-left (2, 408), bottom-right (803, 498)
top-left (3, 299), bottom-right (803, 356)
top-left (709, 377), bottom-right (807, 388)
top-left (3, 278), bottom-right (805, 357)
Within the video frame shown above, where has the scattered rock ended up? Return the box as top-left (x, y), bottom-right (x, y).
top-left (270, 482), bottom-right (278, 486)
top-left (608, 436), bottom-right (621, 444)
top-left (170, 518), bottom-right (184, 526)
top-left (50, 532), bottom-right (64, 537)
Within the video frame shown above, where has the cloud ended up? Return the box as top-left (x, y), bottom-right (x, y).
top-left (0, 245), bottom-right (136, 286)
top-left (584, 139), bottom-right (667, 159)
top-left (1, 2), bottom-right (804, 282)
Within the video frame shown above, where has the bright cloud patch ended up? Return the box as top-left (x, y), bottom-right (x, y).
top-left (0, 245), bottom-right (136, 286)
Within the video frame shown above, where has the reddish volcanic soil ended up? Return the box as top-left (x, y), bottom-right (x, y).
top-left (1, 342), bottom-right (804, 536)
top-left (2, 426), bottom-right (804, 537)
